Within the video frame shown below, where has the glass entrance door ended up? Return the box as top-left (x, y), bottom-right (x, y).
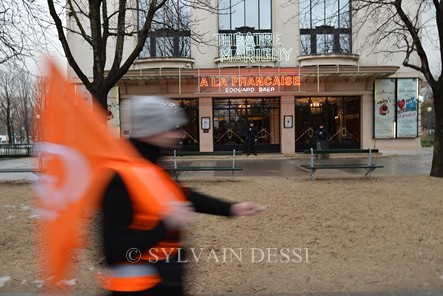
top-left (172, 98), bottom-right (199, 151)
top-left (213, 98), bottom-right (280, 152)
top-left (295, 96), bottom-right (361, 151)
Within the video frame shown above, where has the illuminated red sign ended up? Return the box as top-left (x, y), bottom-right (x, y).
top-left (199, 75), bottom-right (301, 93)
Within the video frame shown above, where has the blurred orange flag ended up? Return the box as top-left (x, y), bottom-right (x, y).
top-left (33, 61), bottom-right (176, 289)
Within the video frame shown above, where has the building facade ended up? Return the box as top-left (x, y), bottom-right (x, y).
top-left (69, 0), bottom-right (423, 154)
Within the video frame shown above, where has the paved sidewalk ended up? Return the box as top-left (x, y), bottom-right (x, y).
top-left (164, 147), bottom-right (434, 180)
top-left (0, 148), bottom-right (434, 181)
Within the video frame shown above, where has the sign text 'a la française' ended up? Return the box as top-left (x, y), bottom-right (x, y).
top-left (199, 75), bottom-right (301, 93)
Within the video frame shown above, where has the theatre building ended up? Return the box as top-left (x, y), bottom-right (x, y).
top-left (70, 1), bottom-right (423, 154)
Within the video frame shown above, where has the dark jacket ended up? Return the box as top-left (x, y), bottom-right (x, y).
top-left (245, 125), bottom-right (258, 143)
top-left (101, 139), bottom-right (234, 265)
top-left (316, 127), bottom-right (328, 141)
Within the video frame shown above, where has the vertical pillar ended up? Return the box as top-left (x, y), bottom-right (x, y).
top-left (280, 95), bottom-right (295, 154)
top-left (199, 97), bottom-right (213, 152)
top-left (361, 93), bottom-right (375, 149)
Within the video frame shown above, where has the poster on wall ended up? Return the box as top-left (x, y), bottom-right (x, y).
top-left (396, 78), bottom-right (418, 138)
top-left (374, 79), bottom-right (396, 138)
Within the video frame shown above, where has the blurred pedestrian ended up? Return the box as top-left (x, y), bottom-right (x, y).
top-left (99, 97), bottom-right (264, 296)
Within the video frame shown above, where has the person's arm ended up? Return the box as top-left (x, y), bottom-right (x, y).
top-left (181, 187), bottom-right (265, 217)
top-left (182, 187), bottom-right (232, 216)
top-left (102, 174), bottom-right (168, 264)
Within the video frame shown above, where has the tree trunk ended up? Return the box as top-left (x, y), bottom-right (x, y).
top-left (92, 89), bottom-right (109, 117)
top-left (430, 88), bottom-right (443, 177)
top-left (6, 113), bottom-right (13, 144)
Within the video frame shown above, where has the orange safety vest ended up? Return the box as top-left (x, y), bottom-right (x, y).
top-left (98, 158), bottom-right (187, 292)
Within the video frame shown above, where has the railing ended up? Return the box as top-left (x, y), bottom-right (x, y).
top-left (214, 128), bottom-right (246, 145)
top-left (0, 144), bottom-right (34, 157)
top-left (328, 127), bottom-right (359, 142)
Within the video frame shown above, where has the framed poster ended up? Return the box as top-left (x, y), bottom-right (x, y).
top-left (284, 115), bottom-right (293, 128)
top-left (374, 79), bottom-right (396, 138)
top-left (396, 78), bottom-right (418, 138)
top-left (201, 117), bottom-right (210, 130)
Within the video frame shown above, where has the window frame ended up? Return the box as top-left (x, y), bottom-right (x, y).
top-left (138, 0), bottom-right (191, 58)
top-left (218, 0), bottom-right (273, 59)
top-left (299, 0), bottom-right (352, 55)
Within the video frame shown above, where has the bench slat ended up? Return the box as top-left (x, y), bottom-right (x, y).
top-left (301, 148), bottom-right (383, 180)
top-left (300, 164), bottom-right (384, 169)
top-left (0, 169), bottom-right (42, 173)
top-left (169, 149), bottom-right (241, 180)
top-left (170, 151), bottom-right (243, 156)
top-left (303, 149), bottom-right (379, 154)
top-left (170, 166), bottom-right (242, 171)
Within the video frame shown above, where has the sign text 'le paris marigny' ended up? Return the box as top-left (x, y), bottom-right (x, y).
top-left (199, 75), bottom-right (301, 93)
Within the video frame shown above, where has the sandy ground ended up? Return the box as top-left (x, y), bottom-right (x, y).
top-left (1, 175), bottom-right (443, 294)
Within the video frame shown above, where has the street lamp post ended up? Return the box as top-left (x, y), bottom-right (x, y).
top-left (426, 106), bottom-right (432, 134)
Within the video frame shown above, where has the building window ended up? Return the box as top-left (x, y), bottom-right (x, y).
top-left (139, 0), bottom-right (191, 58)
top-left (218, 0), bottom-right (272, 60)
top-left (299, 0), bottom-right (351, 55)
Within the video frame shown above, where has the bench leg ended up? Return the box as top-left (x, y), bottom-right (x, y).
top-left (174, 170), bottom-right (179, 181)
top-left (310, 168), bottom-right (316, 180)
top-left (364, 168), bottom-right (375, 178)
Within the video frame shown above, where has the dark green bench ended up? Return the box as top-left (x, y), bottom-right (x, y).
top-left (173, 150), bottom-right (242, 157)
top-left (300, 148), bottom-right (383, 180)
top-left (0, 168), bottom-right (42, 174)
top-left (0, 155), bottom-right (44, 175)
top-left (167, 149), bottom-right (243, 180)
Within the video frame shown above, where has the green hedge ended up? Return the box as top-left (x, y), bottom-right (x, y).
top-left (421, 135), bottom-right (434, 147)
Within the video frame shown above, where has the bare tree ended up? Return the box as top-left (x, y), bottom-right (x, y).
top-left (351, 0), bottom-right (443, 177)
top-left (0, 64), bottom-right (36, 143)
top-left (0, 66), bottom-right (19, 143)
top-left (0, 0), bottom-right (58, 70)
top-left (32, 76), bottom-right (50, 142)
top-left (46, 0), bottom-right (214, 111)
top-left (15, 71), bottom-right (35, 143)
top-left (0, 0), bottom-right (29, 64)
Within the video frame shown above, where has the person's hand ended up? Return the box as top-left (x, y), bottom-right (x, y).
top-left (230, 202), bottom-right (266, 217)
top-left (162, 201), bottom-right (194, 229)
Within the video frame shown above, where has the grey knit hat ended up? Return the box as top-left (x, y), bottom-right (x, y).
top-left (128, 96), bottom-right (188, 138)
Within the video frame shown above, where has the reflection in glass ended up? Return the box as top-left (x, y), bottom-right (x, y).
top-left (299, 0), bottom-right (351, 55)
top-left (213, 98), bottom-right (280, 147)
top-left (295, 97), bottom-right (360, 151)
top-left (259, 0), bottom-right (271, 29)
top-left (316, 34), bottom-right (334, 54)
top-left (232, 0), bottom-right (245, 28)
top-left (219, 0), bottom-right (231, 29)
top-left (139, 0), bottom-right (191, 58)
top-left (218, 0), bottom-right (272, 59)
top-left (245, 0), bottom-right (259, 29)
